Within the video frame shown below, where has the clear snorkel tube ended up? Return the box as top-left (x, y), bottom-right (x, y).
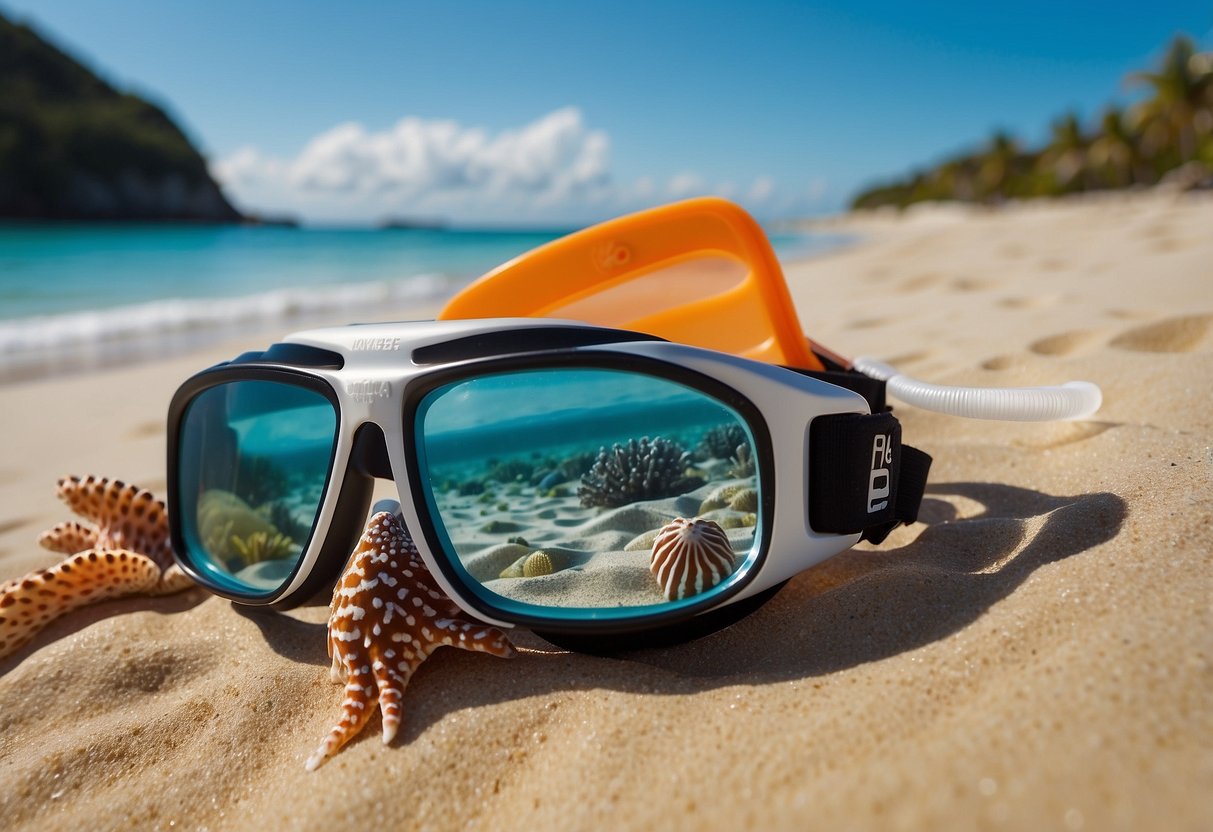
top-left (851, 357), bottom-right (1103, 422)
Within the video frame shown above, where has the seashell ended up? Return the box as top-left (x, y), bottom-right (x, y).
top-left (499, 555), bottom-right (528, 579)
top-left (499, 548), bottom-right (574, 578)
top-left (522, 551), bottom-right (554, 577)
top-left (728, 487), bottom-right (758, 513)
top-left (649, 517), bottom-right (737, 601)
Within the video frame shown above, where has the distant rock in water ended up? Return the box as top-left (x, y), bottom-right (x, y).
top-left (376, 216), bottom-right (449, 231)
top-left (0, 13), bottom-right (243, 222)
top-left (242, 212), bottom-right (301, 228)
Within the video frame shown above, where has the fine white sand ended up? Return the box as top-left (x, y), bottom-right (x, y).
top-left (1, 189), bottom-right (1211, 831)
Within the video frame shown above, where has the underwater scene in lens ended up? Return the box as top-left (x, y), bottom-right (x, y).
top-left (178, 381), bottom-right (336, 593)
top-left (418, 368), bottom-right (762, 610)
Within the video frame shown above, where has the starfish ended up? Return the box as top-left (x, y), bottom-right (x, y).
top-left (306, 511), bottom-right (516, 771)
top-left (0, 475), bottom-right (193, 660)
top-left (0, 477), bottom-right (516, 770)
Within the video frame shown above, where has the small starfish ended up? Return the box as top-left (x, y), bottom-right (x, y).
top-left (306, 511), bottom-right (516, 771)
top-left (0, 475), bottom-right (193, 661)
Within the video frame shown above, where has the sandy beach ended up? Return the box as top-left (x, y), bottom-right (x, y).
top-left (1, 188), bottom-right (1210, 831)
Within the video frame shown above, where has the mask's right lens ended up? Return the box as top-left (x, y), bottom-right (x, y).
top-left (415, 367), bottom-right (762, 621)
top-left (176, 379), bottom-right (337, 596)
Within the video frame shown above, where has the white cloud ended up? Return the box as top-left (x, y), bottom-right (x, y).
top-left (212, 146), bottom-right (285, 186)
top-left (746, 176), bottom-right (775, 203)
top-left (665, 172), bottom-right (707, 199)
top-left (211, 108), bottom-right (825, 223)
top-left (213, 107), bottom-right (611, 221)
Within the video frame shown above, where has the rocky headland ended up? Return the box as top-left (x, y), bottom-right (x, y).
top-left (0, 13), bottom-right (242, 222)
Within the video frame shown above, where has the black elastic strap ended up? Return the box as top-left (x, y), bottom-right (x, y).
top-left (808, 411), bottom-right (931, 544)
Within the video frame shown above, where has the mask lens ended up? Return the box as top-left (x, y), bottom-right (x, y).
top-left (416, 368), bottom-right (761, 617)
top-left (177, 379), bottom-right (337, 595)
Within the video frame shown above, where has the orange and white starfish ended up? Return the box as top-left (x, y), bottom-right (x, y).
top-left (0, 478), bottom-right (515, 771)
top-left (0, 475), bottom-right (193, 659)
top-left (306, 511), bottom-right (516, 771)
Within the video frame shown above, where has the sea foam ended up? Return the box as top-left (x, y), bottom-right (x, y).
top-left (0, 273), bottom-right (454, 383)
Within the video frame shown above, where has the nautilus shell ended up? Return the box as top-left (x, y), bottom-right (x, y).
top-left (649, 517), bottom-right (737, 601)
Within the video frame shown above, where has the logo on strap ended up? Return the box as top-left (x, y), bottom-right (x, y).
top-left (867, 434), bottom-right (893, 513)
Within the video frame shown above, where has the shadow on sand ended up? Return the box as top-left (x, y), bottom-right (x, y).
top-left (378, 480), bottom-right (1126, 745)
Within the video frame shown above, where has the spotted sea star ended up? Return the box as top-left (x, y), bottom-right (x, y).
top-left (0, 478), bottom-right (516, 771)
top-left (306, 511), bottom-right (516, 771)
top-left (0, 475), bottom-right (193, 659)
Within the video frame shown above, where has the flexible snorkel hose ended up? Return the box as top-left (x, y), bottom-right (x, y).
top-left (852, 357), bottom-right (1103, 422)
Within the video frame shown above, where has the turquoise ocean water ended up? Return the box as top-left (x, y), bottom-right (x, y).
top-left (0, 224), bottom-right (838, 382)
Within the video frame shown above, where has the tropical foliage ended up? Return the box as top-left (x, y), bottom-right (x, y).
top-left (851, 35), bottom-right (1213, 210)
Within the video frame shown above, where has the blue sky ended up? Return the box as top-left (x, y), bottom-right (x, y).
top-left (4, 1), bottom-right (1211, 225)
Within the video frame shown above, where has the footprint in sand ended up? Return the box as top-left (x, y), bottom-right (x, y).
top-left (950, 276), bottom-right (995, 292)
top-left (895, 272), bottom-right (942, 293)
top-left (1110, 314), bottom-right (1213, 353)
top-left (1104, 308), bottom-right (1152, 321)
top-left (997, 294), bottom-right (1062, 310)
top-left (126, 420), bottom-right (165, 439)
top-left (1149, 237), bottom-right (1193, 254)
top-left (997, 296), bottom-right (1036, 310)
top-left (1029, 330), bottom-right (1098, 357)
top-left (884, 350), bottom-right (931, 367)
top-left (981, 355), bottom-right (1016, 371)
top-left (846, 317), bottom-right (887, 330)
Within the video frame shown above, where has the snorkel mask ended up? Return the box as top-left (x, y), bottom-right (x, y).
top-left (166, 199), bottom-right (1100, 649)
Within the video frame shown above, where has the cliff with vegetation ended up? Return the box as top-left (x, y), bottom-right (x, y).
top-left (0, 13), bottom-right (242, 221)
top-left (852, 36), bottom-right (1213, 210)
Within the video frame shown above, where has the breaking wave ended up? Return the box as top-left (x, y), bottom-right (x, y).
top-left (0, 273), bottom-right (455, 383)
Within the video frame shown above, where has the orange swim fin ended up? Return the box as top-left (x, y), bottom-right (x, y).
top-left (440, 197), bottom-right (825, 371)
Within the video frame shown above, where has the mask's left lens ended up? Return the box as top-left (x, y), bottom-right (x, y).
top-left (176, 379), bottom-right (337, 597)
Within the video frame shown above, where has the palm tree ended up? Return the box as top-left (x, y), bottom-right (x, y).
top-left (977, 132), bottom-right (1021, 200)
top-left (1040, 113), bottom-right (1091, 192)
top-left (848, 32), bottom-right (1213, 208)
top-left (1128, 35), bottom-right (1213, 165)
top-left (1088, 107), bottom-right (1144, 187)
